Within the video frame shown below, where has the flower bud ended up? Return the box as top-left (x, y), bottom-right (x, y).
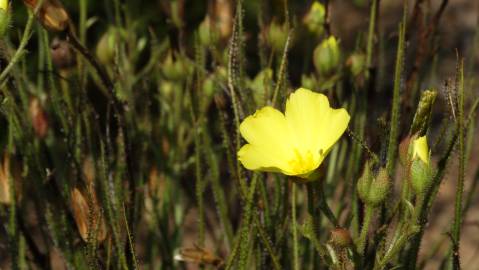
top-left (357, 162), bottom-right (390, 207)
top-left (249, 68), bottom-right (273, 105)
top-left (29, 98), bottom-right (49, 139)
top-left (410, 90), bottom-right (437, 136)
top-left (198, 16), bottom-right (219, 46)
top-left (23, 0), bottom-right (70, 32)
top-left (95, 27), bottom-right (120, 65)
top-left (303, 1), bottom-right (325, 35)
top-left (161, 52), bottom-right (191, 81)
top-left (266, 21), bottom-right (288, 52)
top-left (313, 36), bottom-right (341, 77)
top-left (301, 74), bottom-right (318, 90)
top-left (0, 0), bottom-right (10, 39)
top-left (330, 228), bottom-right (352, 248)
top-left (409, 136), bottom-right (433, 194)
top-left (347, 53), bottom-right (366, 77)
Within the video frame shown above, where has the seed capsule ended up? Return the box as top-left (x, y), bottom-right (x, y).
top-left (23, 0), bottom-right (70, 32)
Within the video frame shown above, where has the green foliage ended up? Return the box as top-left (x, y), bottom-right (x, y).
top-left (0, 0), bottom-right (477, 269)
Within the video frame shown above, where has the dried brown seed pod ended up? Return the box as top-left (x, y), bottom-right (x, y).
top-left (70, 187), bottom-right (107, 243)
top-left (51, 37), bottom-right (76, 70)
top-left (23, 0), bottom-right (70, 32)
top-left (29, 98), bottom-right (49, 139)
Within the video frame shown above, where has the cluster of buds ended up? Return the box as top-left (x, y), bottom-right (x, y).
top-left (313, 36), bottom-right (341, 78)
top-left (357, 162), bottom-right (390, 207)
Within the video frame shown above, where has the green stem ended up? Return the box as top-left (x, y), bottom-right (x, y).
top-left (366, 0), bottom-right (378, 78)
top-left (386, 2), bottom-right (407, 176)
top-left (318, 185), bottom-right (339, 227)
top-left (0, 10), bottom-right (36, 86)
top-left (357, 205), bottom-right (373, 254)
top-left (452, 59), bottom-right (465, 269)
top-left (292, 183), bottom-right (299, 270)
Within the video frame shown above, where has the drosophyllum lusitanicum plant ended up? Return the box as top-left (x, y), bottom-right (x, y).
top-left (0, 0), bottom-right (477, 269)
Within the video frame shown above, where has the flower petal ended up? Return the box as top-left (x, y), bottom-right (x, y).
top-left (285, 88), bottom-right (350, 156)
top-left (413, 136), bottom-right (429, 164)
top-left (238, 106), bottom-right (294, 173)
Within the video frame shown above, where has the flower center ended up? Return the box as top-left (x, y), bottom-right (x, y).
top-left (288, 149), bottom-right (316, 175)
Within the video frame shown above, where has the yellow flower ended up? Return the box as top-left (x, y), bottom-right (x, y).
top-left (237, 88), bottom-right (350, 179)
top-left (412, 136), bottom-right (429, 165)
top-left (0, 0), bottom-right (7, 11)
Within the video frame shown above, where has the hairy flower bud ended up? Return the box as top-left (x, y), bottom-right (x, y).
top-left (410, 90), bottom-right (437, 136)
top-left (313, 36), bottom-right (341, 77)
top-left (357, 162), bottom-right (390, 207)
top-left (409, 136), bottom-right (433, 194)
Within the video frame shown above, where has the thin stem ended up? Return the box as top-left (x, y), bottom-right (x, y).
top-left (0, 10), bottom-right (36, 86)
top-left (318, 185), bottom-right (339, 227)
top-left (451, 58), bottom-right (465, 269)
top-left (357, 205), bottom-right (373, 254)
top-left (292, 182), bottom-right (299, 270)
top-left (366, 0), bottom-right (378, 78)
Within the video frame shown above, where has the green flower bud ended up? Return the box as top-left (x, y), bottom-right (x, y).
top-left (161, 52), bottom-right (191, 81)
top-left (347, 53), bottom-right (366, 77)
top-left (410, 89), bottom-right (437, 136)
top-left (303, 1), bottom-right (325, 35)
top-left (301, 74), bottom-right (318, 90)
top-left (313, 36), bottom-right (341, 77)
top-left (0, 0), bottom-right (10, 38)
top-left (249, 68), bottom-right (273, 105)
top-left (198, 16), bottom-right (219, 46)
top-left (267, 21), bottom-right (288, 52)
top-left (410, 158), bottom-right (433, 195)
top-left (409, 136), bottom-right (433, 194)
top-left (357, 162), bottom-right (390, 207)
top-left (96, 27), bottom-right (120, 65)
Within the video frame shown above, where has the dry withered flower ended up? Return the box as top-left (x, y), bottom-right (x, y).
top-left (175, 246), bottom-right (224, 268)
top-left (70, 187), bottom-right (107, 243)
top-left (51, 37), bottom-right (76, 70)
top-left (0, 152), bottom-right (11, 204)
top-left (214, 0), bottom-right (232, 40)
top-left (23, 0), bottom-right (70, 32)
top-left (29, 98), bottom-right (49, 139)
